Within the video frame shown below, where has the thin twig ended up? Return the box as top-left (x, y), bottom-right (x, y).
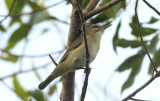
top-left (0, 62), bottom-right (52, 81)
top-left (84, 0), bottom-right (122, 20)
top-left (0, 0), bottom-right (64, 18)
top-left (122, 1), bottom-right (160, 100)
top-left (0, 0), bottom-right (16, 23)
top-left (143, 0), bottom-right (160, 15)
top-left (135, 0), bottom-right (158, 73)
top-left (75, 0), bottom-right (91, 101)
top-left (49, 54), bottom-right (57, 66)
top-left (0, 48), bottom-right (65, 58)
top-left (122, 70), bottom-right (160, 101)
top-left (130, 97), bottom-right (150, 101)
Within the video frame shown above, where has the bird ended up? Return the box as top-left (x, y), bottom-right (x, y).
top-left (38, 24), bottom-right (111, 90)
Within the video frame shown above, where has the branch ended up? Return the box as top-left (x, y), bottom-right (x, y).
top-left (0, 0), bottom-right (64, 18)
top-left (60, 0), bottom-right (83, 100)
top-left (0, 0), bottom-right (16, 23)
top-left (83, 0), bottom-right (100, 14)
top-left (122, 1), bottom-right (160, 100)
top-left (75, 0), bottom-right (92, 101)
top-left (0, 48), bottom-right (65, 58)
top-left (49, 54), bottom-right (57, 66)
top-left (84, 0), bottom-right (122, 20)
top-left (143, 0), bottom-right (160, 15)
top-left (0, 62), bottom-right (52, 80)
top-left (122, 70), bottom-right (160, 101)
top-left (135, 0), bottom-right (158, 73)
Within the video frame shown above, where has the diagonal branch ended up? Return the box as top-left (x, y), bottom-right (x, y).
top-left (0, 62), bottom-right (52, 80)
top-left (122, 70), bottom-right (160, 101)
top-left (0, 0), bottom-right (16, 23)
top-left (84, 0), bottom-right (122, 21)
top-left (143, 0), bottom-right (160, 15)
top-left (83, 0), bottom-right (100, 14)
top-left (0, 48), bottom-right (65, 58)
top-left (122, 1), bottom-right (160, 100)
top-left (0, 0), bottom-right (64, 18)
top-left (135, 0), bottom-right (158, 73)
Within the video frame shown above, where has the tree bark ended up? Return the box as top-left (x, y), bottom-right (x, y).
top-left (60, 0), bottom-right (83, 101)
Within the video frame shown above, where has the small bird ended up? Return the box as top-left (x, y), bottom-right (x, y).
top-left (38, 25), bottom-right (111, 90)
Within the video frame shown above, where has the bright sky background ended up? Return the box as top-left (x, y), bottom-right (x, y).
top-left (0, 0), bottom-right (160, 101)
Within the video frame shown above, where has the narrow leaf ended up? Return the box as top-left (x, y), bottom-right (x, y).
top-left (148, 17), bottom-right (159, 24)
top-left (115, 39), bottom-right (144, 48)
top-left (148, 49), bottom-right (160, 74)
top-left (113, 21), bottom-right (121, 52)
top-left (28, 90), bottom-right (46, 101)
top-left (130, 16), bottom-right (157, 37)
top-left (147, 34), bottom-right (159, 54)
top-left (13, 75), bottom-right (29, 100)
top-left (5, 24), bottom-right (31, 50)
top-left (121, 54), bottom-right (144, 92)
top-left (48, 84), bottom-right (57, 95)
top-left (1, 54), bottom-right (18, 63)
top-left (0, 24), bottom-right (6, 32)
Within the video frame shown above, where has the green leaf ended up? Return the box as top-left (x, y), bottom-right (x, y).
top-left (48, 84), bottom-right (57, 95)
top-left (0, 24), bottom-right (6, 32)
top-left (147, 34), bottom-right (159, 54)
top-left (28, 0), bottom-right (50, 24)
top-left (32, 65), bottom-right (42, 81)
top-left (148, 49), bottom-right (160, 74)
top-left (130, 16), bottom-right (157, 37)
top-left (5, 0), bottom-right (27, 15)
top-left (28, 90), bottom-right (46, 101)
top-left (5, 24), bottom-right (31, 50)
top-left (115, 39), bottom-right (144, 48)
top-left (100, 0), bottom-right (126, 18)
top-left (91, 12), bottom-right (109, 24)
top-left (91, 0), bottom-right (125, 24)
top-left (1, 54), bottom-right (18, 62)
top-left (121, 53), bottom-right (145, 92)
top-left (116, 53), bottom-right (145, 72)
top-left (113, 21), bottom-right (121, 52)
top-left (13, 75), bottom-right (29, 100)
top-left (47, 16), bottom-right (69, 24)
top-left (148, 17), bottom-right (159, 24)
top-left (5, 0), bottom-right (27, 26)
top-left (83, 0), bottom-right (90, 9)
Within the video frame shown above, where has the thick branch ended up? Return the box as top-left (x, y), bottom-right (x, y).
top-left (60, 0), bottom-right (83, 101)
top-left (83, 0), bottom-right (100, 14)
top-left (84, 0), bottom-right (122, 21)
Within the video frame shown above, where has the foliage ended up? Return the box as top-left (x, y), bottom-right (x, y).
top-left (0, 0), bottom-right (160, 100)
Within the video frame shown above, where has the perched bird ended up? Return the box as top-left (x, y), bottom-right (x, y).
top-left (38, 25), bottom-right (111, 90)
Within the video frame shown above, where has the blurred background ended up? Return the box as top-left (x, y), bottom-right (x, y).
top-left (0, 0), bottom-right (160, 101)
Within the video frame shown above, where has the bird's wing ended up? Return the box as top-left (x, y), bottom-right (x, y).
top-left (59, 36), bottom-right (83, 64)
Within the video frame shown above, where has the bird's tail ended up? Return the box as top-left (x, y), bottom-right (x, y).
top-left (38, 75), bottom-right (54, 90)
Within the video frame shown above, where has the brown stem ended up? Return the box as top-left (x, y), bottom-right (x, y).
top-left (122, 70), bottom-right (160, 101)
top-left (135, 0), bottom-right (158, 73)
top-left (143, 0), bottom-right (160, 15)
top-left (60, 0), bottom-right (83, 101)
top-left (83, 0), bottom-right (100, 14)
top-left (84, 0), bottom-right (122, 21)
